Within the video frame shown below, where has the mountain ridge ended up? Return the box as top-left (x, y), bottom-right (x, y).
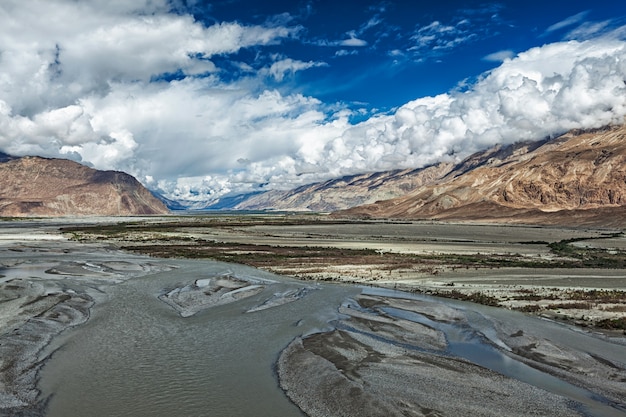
top-left (5, 123), bottom-right (625, 225)
top-left (228, 163), bottom-right (454, 212)
top-left (0, 155), bottom-right (169, 217)
top-left (334, 124), bottom-right (626, 226)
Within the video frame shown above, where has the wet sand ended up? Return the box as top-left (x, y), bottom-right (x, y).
top-left (158, 274), bottom-right (313, 317)
top-left (142, 217), bottom-right (624, 416)
top-left (0, 226), bottom-right (176, 416)
top-left (277, 294), bottom-right (626, 417)
top-left (158, 275), bottom-right (266, 317)
top-left (0, 220), bottom-right (318, 415)
top-left (2, 217), bottom-right (625, 416)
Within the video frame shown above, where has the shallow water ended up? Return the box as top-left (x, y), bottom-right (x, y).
top-left (381, 305), bottom-right (623, 417)
top-left (39, 260), bottom-right (358, 417)
top-left (33, 260), bottom-right (626, 417)
top-left (360, 286), bottom-right (626, 416)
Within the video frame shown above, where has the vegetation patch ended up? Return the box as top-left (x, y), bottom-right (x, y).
top-left (546, 302), bottom-right (594, 310)
top-left (516, 305), bottom-right (542, 313)
top-left (595, 317), bottom-right (626, 330)
top-left (60, 216), bottom-right (626, 331)
top-left (548, 233), bottom-right (626, 268)
top-left (420, 289), bottom-right (501, 307)
top-left (564, 289), bottom-right (626, 302)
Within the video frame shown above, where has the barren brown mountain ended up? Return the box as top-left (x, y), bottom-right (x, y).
top-left (0, 155), bottom-right (169, 216)
top-left (336, 124), bottom-right (626, 227)
top-left (234, 164), bottom-right (454, 212)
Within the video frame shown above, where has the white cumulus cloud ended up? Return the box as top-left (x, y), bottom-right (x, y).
top-left (483, 50), bottom-right (515, 62)
top-left (1, 1), bottom-right (626, 206)
top-left (267, 58), bottom-right (327, 82)
top-left (316, 40), bottom-right (626, 180)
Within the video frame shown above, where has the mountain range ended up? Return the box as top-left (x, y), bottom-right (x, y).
top-left (0, 154), bottom-right (168, 216)
top-left (2, 123), bottom-right (626, 225)
top-left (227, 163), bottom-right (454, 212)
top-left (337, 125), bottom-right (626, 226)
top-left (233, 124), bottom-right (626, 227)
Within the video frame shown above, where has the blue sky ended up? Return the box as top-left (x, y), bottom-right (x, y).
top-left (1, 0), bottom-right (626, 204)
top-left (181, 0), bottom-right (626, 112)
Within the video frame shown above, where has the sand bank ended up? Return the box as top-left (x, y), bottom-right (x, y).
top-left (278, 294), bottom-right (626, 417)
top-left (158, 274), bottom-right (315, 317)
top-left (0, 236), bottom-right (174, 416)
top-left (69, 216), bottom-right (625, 332)
top-left (8, 217), bottom-right (624, 416)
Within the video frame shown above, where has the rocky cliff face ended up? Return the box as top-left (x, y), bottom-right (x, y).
top-left (233, 163), bottom-right (454, 212)
top-left (336, 125), bottom-right (626, 226)
top-left (0, 156), bottom-right (169, 216)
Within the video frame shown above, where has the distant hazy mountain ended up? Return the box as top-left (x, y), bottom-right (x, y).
top-left (228, 164), bottom-right (455, 212)
top-left (0, 152), bottom-right (15, 163)
top-left (336, 124), bottom-right (626, 227)
top-left (0, 155), bottom-right (169, 216)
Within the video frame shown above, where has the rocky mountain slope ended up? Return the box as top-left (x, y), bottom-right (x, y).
top-left (232, 163), bottom-right (454, 212)
top-left (0, 155), bottom-right (169, 216)
top-left (336, 125), bottom-right (626, 226)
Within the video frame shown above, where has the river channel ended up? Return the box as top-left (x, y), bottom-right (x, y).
top-left (0, 226), bottom-right (624, 416)
top-left (38, 259), bottom-right (357, 417)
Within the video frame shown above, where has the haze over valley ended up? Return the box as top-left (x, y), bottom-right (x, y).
top-left (1, 1), bottom-right (626, 417)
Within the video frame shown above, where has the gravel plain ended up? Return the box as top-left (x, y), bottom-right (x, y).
top-left (2, 216), bottom-right (625, 416)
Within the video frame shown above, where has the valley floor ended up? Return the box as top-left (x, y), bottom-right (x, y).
top-left (1, 215), bottom-right (625, 416)
top-left (62, 214), bottom-right (626, 333)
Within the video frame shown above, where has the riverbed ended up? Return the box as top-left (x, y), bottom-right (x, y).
top-left (0, 220), bottom-right (625, 416)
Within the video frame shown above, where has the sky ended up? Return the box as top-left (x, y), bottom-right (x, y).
top-left (1, 0), bottom-right (626, 205)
